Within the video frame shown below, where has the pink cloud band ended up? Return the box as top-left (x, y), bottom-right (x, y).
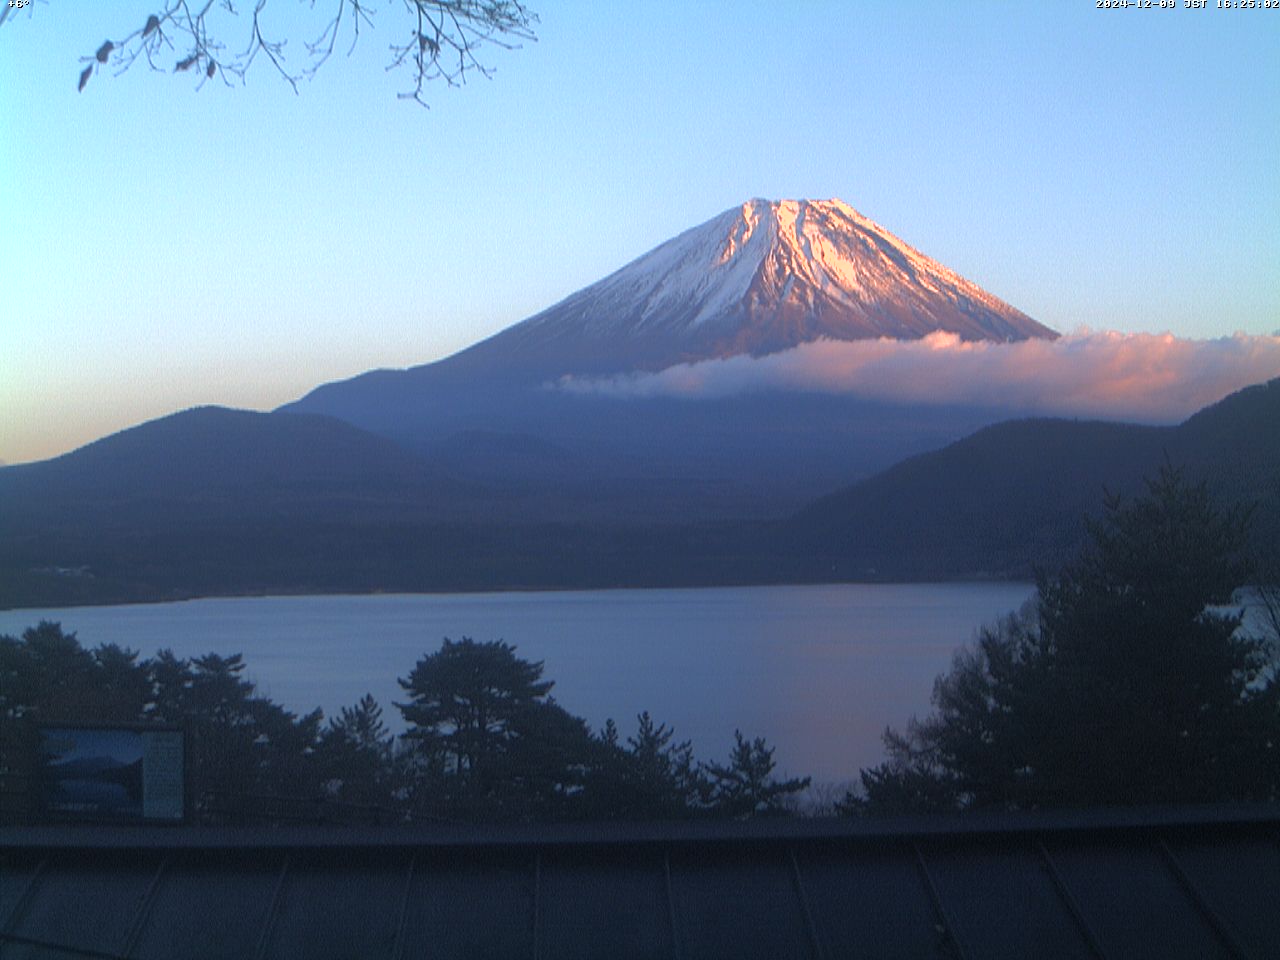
top-left (556, 330), bottom-right (1280, 423)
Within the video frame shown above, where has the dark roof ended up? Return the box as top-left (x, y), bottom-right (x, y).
top-left (3, 805), bottom-right (1279, 959)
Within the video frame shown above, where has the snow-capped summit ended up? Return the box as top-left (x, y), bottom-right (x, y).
top-left (283, 199), bottom-right (1061, 493)
top-left (450, 198), bottom-right (1056, 377)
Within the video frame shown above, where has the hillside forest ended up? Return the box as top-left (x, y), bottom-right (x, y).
top-left (3, 468), bottom-right (1277, 824)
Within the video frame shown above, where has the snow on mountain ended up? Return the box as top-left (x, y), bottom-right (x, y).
top-left (275, 199), bottom-right (1070, 509)
top-left (447, 198), bottom-right (1056, 377)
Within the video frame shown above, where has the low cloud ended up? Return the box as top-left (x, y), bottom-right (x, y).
top-left (556, 330), bottom-right (1280, 423)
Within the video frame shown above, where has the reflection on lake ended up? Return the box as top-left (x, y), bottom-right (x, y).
top-left (1, 584), bottom-right (1035, 782)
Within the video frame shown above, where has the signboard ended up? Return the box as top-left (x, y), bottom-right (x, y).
top-left (39, 725), bottom-right (185, 822)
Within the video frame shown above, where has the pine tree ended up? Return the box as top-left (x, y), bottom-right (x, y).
top-left (316, 694), bottom-right (398, 809)
top-left (396, 637), bottom-right (590, 819)
top-left (704, 731), bottom-right (810, 818)
top-left (855, 466), bottom-right (1279, 813)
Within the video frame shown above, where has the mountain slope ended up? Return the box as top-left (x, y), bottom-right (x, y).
top-left (0, 406), bottom-right (472, 526)
top-left (294, 199), bottom-right (1053, 401)
top-left (279, 199), bottom-right (1052, 509)
top-left (452, 198), bottom-right (1056, 377)
top-left (792, 378), bottom-right (1280, 579)
top-left (3, 382), bottom-right (1274, 608)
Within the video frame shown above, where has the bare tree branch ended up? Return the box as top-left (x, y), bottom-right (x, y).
top-left (65, 0), bottom-right (536, 104)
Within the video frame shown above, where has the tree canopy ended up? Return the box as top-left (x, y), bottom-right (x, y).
top-left (585, 712), bottom-right (707, 820)
top-left (2, 626), bottom-right (811, 825)
top-left (854, 465), bottom-right (1280, 814)
top-left (0, 624), bottom-right (326, 820)
top-left (704, 730), bottom-right (812, 819)
top-left (1, 621), bottom-right (816, 825)
top-left (396, 636), bottom-right (591, 818)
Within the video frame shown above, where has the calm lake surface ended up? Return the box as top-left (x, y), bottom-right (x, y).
top-left (1, 583), bottom-right (1035, 782)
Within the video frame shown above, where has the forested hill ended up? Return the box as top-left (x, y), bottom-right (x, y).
top-left (0, 406), bottom-right (474, 522)
top-left (790, 378), bottom-right (1280, 580)
top-left (1, 383), bottom-right (1275, 608)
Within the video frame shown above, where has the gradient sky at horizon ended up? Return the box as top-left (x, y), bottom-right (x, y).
top-left (2, 2), bottom-right (1277, 465)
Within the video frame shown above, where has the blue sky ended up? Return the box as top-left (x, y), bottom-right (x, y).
top-left (2, 2), bottom-right (1277, 464)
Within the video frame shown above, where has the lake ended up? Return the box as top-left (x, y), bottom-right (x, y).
top-left (0, 583), bottom-right (1036, 783)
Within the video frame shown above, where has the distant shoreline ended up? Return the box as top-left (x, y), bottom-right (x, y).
top-left (0, 572), bottom-right (1034, 614)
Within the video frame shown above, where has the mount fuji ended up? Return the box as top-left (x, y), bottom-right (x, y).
top-left (8, 202), bottom-right (1276, 604)
top-left (278, 199), bottom-right (1056, 515)
top-left (463, 198), bottom-right (1054, 376)
top-left (298, 198), bottom-right (1054, 392)
top-left (4, 381), bottom-right (1275, 606)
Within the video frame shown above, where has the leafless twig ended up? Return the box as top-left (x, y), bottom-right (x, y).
top-left (71, 0), bottom-right (536, 104)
